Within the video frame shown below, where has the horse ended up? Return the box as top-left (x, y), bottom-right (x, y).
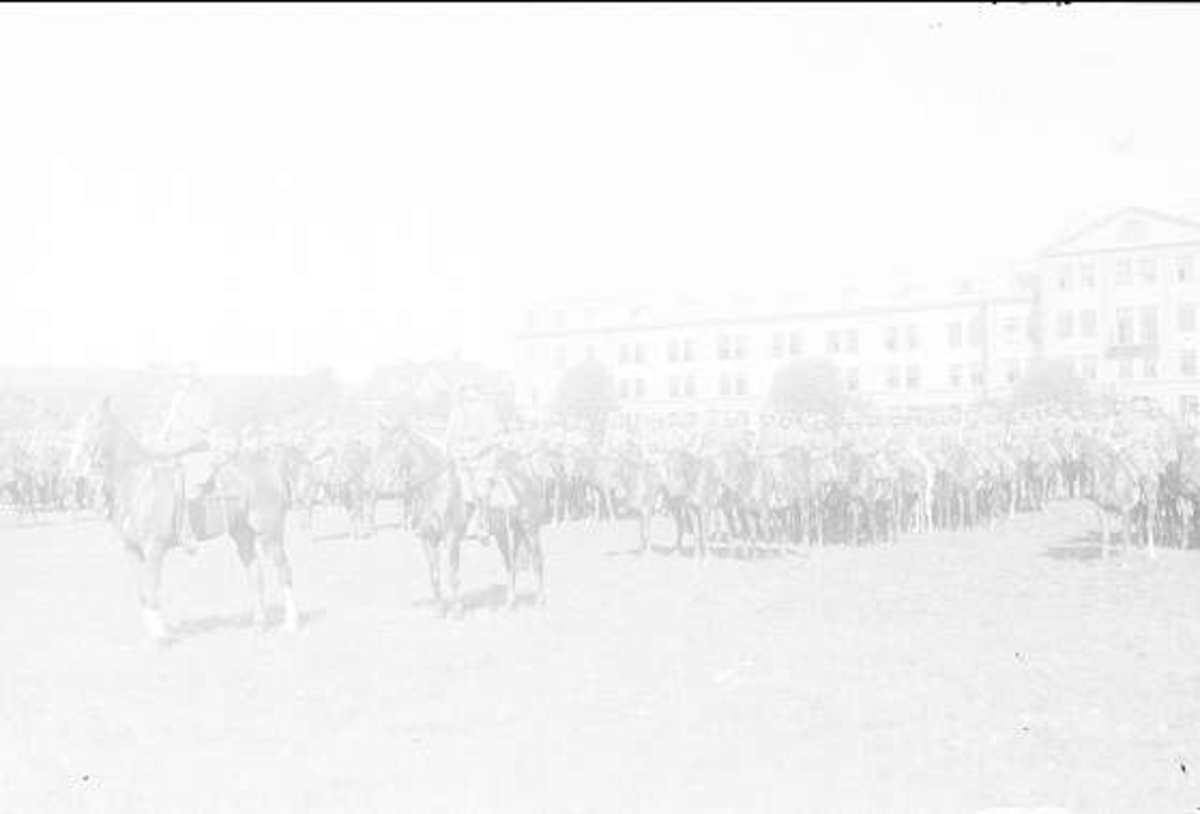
top-left (68, 400), bottom-right (299, 641)
top-left (391, 425), bottom-right (546, 616)
top-left (658, 448), bottom-right (721, 560)
top-left (1076, 434), bottom-right (1143, 561)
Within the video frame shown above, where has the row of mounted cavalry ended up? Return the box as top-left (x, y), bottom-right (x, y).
top-left (4, 403), bottom-right (1200, 642)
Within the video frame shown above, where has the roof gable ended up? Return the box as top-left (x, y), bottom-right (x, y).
top-left (1041, 207), bottom-right (1200, 258)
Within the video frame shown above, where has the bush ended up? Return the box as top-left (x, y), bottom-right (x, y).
top-left (551, 360), bottom-right (618, 437)
top-left (769, 358), bottom-right (846, 421)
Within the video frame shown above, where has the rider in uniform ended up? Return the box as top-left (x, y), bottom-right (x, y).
top-left (156, 373), bottom-right (218, 555)
top-left (445, 383), bottom-right (502, 540)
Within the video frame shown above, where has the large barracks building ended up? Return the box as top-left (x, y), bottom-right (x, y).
top-left (516, 208), bottom-right (1200, 418)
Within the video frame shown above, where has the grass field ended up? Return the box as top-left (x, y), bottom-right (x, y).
top-left (2, 501), bottom-right (1199, 814)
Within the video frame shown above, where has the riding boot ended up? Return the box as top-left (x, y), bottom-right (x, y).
top-left (179, 504), bottom-right (200, 556)
top-left (468, 502), bottom-right (490, 543)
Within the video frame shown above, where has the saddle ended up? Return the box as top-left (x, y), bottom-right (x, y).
top-left (182, 470), bottom-right (233, 541)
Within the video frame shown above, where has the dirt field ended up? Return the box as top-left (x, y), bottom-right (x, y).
top-left (2, 501), bottom-right (1199, 814)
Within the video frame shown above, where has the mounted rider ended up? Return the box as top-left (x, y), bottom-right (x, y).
top-left (445, 383), bottom-right (503, 540)
top-left (155, 373), bottom-right (219, 555)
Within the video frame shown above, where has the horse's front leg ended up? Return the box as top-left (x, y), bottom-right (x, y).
top-left (136, 542), bottom-right (169, 642)
top-left (448, 529), bottom-right (465, 620)
top-left (422, 534), bottom-right (444, 615)
top-left (234, 531), bottom-right (267, 629)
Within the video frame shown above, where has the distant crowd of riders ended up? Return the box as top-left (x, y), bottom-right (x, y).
top-left (4, 383), bottom-right (1200, 561)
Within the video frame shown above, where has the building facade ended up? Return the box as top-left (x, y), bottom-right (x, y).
top-left (1029, 207), bottom-right (1200, 416)
top-left (515, 207), bottom-right (1200, 419)
top-left (516, 285), bottom-right (1036, 419)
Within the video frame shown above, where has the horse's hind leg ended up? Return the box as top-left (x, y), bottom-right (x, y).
top-left (131, 544), bottom-right (168, 641)
top-left (233, 527), bottom-right (267, 629)
top-left (447, 531), bottom-right (465, 620)
top-left (262, 531), bottom-right (300, 632)
top-left (530, 526), bottom-right (546, 607)
top-left (422, 536), bottom-right (444, 615)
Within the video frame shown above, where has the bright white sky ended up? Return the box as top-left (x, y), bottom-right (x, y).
top-left (5, 2), bottom-right (1200, 382)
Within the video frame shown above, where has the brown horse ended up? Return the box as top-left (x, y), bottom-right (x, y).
top-left (68, 400), bottom-right (299, 642)
top-left (391, 424), bottom-right (546, 615)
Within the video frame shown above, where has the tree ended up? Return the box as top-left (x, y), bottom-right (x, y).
top-left (1012, 358), bottom-right (1088, 410)
top-left (768, 358), bottom-right (846, 421)
top-left (551, 360), bottom-right (618, 436)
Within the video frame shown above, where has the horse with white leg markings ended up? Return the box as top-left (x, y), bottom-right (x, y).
top-left (68, 398), bottom-right (300, 643)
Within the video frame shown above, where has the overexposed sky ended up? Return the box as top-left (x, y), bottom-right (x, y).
top-left (5, 2), bottom-right (1200, 380)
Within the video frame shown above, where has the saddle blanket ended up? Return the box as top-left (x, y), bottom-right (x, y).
top-left (187, 495), bottom-right (235, 541)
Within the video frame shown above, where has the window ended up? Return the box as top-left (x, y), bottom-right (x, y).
top-left (968, 315), bottom-right (983, 347)
top-left (1118, 358), bottom-right (1133, 379)
top-left (844, 330), bottom-right (858, 354)
top-left (1006, 360), bottom-right (1020, 385)
top-left (1081, 356), bottom-right (1098, 380)
top-left (668, 376), bottom-right (680, 398)
top-left (735, 374), bottom-right (748, 396)
top-left (1183, 349), bottom-right (1198, 377)
top-left (1178, 255), bottom-right (1195, 284)
top-left (683, 339), bottom-right (695, 362)
top-left (1058, 264), bottom-right (1074, 291)
top-left (1143, 359), bottom-right (1158, 379)
top-left (1003, 318), bottom-right (1021, 340)
top-left (845, 368), bottom-right (859, 392)
top-left (585, 344), bottom-right (596, 361)
top-left (553, 309), bottom-right (565, 329)
top-left (734, 334), bottom-right (748, 360)
top-left (790, 331), bottom-right (803, 356)
top-left (1139, 306), bottom-right (1158, 344)
top-left (885, 326), bottom-right (900, 352)
top-left (683, 375), bottom-right (696, 397)
top-left (1057, 311), bottom-right (1074, 339)
top-left (970, 363), bottom-right (983, 387)
top-left (772, 331), bottom-right (785, 358)
top-left (634, 379), bottom-right (646, 398)
top-left (1180, 304), bottom-right (1197, 333)
top-left (906, 325), bottom-right (919, 351)
top-left (619, 379), bottom-right (630, 399)
top-left (948, 322), bottom-right (963, 348)
top-left (667, 339), bottom-right (679, 364)
top-left (634, 343), bottom-right (646, 365)
top-left (717, 335), bottom-right (730, 361)
top-left (905, 365), bottom-right (920, 389)
top-left (1117, 259), bottom-right (1133, 286)
top-left (1080, 309), bottom-right (1097, 338)
top-left (949, 363), bottom-right (963, 388)
top-left (1080, 263), bottom-right (1097, 289)
top-left (619, 344), bottom-right (630, 365)
top-left (1138, 256), bottom-right (1157, 286)
top-left (827, 330), bottom-right (841, 354)
top-left (1115, 309), bottom-right (1135, 345)
top-left (886, 366), bottom-right (900, 389)
top-left (718, 374), bottom-right (731, 397)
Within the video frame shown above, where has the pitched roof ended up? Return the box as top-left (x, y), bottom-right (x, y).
top-left (1039, 206), bottom-right (1200, 258)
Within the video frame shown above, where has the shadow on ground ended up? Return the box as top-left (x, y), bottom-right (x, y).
top-left (168, 607), bottom-right (326, 643)
top-left (409, 582), bottom-right (543, 618)
top-left (1044, 531), bottom-right (1106, 562)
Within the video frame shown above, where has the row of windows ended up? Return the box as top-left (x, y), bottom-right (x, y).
top-left (612, 361), bottom-right (1054, 401)
top-left (1058, 304), bottom-right (1198, 342)
top-left (606, 319), bottom-right (998, 368)
top-left (1055, 255), bottom-right (1196, 292)
top-left (1061, 352), bottom-right (1198, 380)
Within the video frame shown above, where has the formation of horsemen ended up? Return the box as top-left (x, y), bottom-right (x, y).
top-left (3, 375), bottom-right (1200, 641)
